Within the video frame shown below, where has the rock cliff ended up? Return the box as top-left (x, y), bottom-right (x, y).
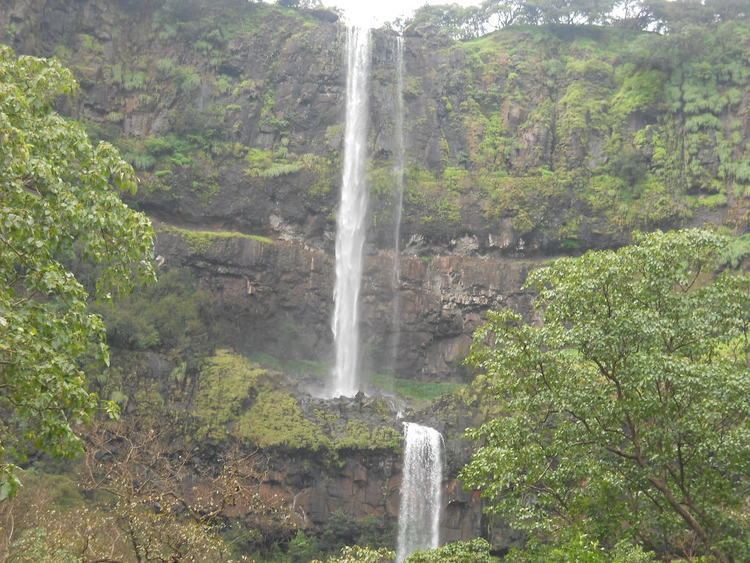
top-left (2, 1), bottom-right (747, 384)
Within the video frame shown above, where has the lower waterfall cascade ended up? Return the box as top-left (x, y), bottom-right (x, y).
top-left (396, 422), bottom-right (444, 562)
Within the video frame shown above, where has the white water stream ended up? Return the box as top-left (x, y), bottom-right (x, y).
top-left (331, 26), bottom-right (371, 397)
top-left (397, 422), bottom-right (443, 562)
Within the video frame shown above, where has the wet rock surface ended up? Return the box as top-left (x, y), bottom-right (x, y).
top-left (156, 230), bottom-right (535, 381)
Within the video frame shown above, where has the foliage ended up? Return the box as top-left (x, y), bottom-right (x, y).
top-left (237, 390), bottom-right (330, 450)
top-left (287, 530), bottom-right (320, 562)
top-left (406, 538), bottom-right (497, 562)
top-left (333, 420), bottom-right (402, 451)
top-left (462, 229), bottom-right (750, 562)
top-left (721, 232), bottom-right (750, 268)
top-left (0, 419), bottom-right (283, 561)
top-left (506, 531), bottom-right (655, 562)
top-left (313, 544), bottom-right (395, 563)
top-left (159, 224), bottom-right (274, 253)
top-left (404, 165), bottom-right (462, 233)
top-left (194, 350), bottom-right (268, 440)
top-left (480, 173), bottom-right (570, 234)
top-left (244, 147), bottom-right (319, 179)
top-left (313, 511), bottom-right (394, 559)
top-left (408, 0), bottom-right (749, 39)
top-left (95, 267), bottom-right (211, 352)
top-left (0, 46), bottom-right (155, 499)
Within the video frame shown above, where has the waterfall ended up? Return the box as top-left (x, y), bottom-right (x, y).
top-left (397, 423), bottom-right (443, 562)
top-left (389, 35), bottom-right (406, 378)
top-left (331, 26), bottom-right (371, 397)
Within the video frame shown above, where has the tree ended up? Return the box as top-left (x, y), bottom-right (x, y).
top-left (408, 4), bottom-right (488, 40)
top-left (0, 46), bottom-right (155, 498)
top-left (462, 230), bottom-right (750, 562)
top-left (406, 538), bottom-right (497, 562)
top-left (80, 419), bottom-right (283, 561)
top-left (277, 0), bottom-right (323, 9)
top-left (522, 0), bottom-right (617, 25)
top-left (0, 418), bottom-right (273, 560)
top-left (480, 0), bottom-right (526, 28)
top-left (313, 545), bottom-right (395, 563)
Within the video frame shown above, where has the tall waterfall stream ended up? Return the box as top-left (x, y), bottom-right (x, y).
top-left (331, 33), bottom-right (445, 559)
top-left (331, 26), bottom-right (371, 397)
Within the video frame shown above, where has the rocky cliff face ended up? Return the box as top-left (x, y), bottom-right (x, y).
top-left (2, 0), bottom-right (747, 383)
top-left (4, 0), bottom-right (748, 253)
top-left (156, 230), bottom-right (533, 380)
top-left (250, 451), bottom-right (483, 547)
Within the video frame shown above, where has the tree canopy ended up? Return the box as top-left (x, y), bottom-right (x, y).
top-left (0, 46), bottom-right (155, 499)
top-left (462, 229), bottom-right (750, 562)
top-left (407, 0), bottom-right (749, 39)
top-left (406, 538), bottom-right (496, 562)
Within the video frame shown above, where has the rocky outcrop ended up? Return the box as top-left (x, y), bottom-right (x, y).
top-left (2, 2), bottom-right (747, 382)
top-left (2, 0), bottom-right (746, 261)
top-left (156, 229), bottom-right (534, 380)
top-left (255, 453), bottom-right (481, 544)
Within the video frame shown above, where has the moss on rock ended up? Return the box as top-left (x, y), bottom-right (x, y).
top-left (237, 390), bottom-right (331, 450)
top-left (194, 350), bottom-right (268, 440)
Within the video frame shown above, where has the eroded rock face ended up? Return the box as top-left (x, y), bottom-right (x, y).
top-left (180, 449), bottom-right (484, 547)
top-left (4, 0), bottom-right (744, 263)
top-left (156, 231), bottom-right (534, 381)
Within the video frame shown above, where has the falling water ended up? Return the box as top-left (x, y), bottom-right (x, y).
top-left (331, 26), bottom-right (371, 397)
top-left (397, 423), bottom-right (443, 562)
top-left (389, 35), bottom-right (406, 378)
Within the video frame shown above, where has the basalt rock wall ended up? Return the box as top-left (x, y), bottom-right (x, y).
top-left (2, 0), bottom-right (747, 378)
top-left (156, 231), bottom-right (533, 380)
top-left (3, 0), bottom-right (746, 260)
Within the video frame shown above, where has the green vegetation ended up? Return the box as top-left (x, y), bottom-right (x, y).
top-left (463, 230), bottom-right (750, 561)
top-left (115, 133), bottom-right (229, 202)
top-left (249, 352), bottom-right (329, 380)
top-left (480, 173), bottom-right (570, 235)
top-left (370, 373), bottom-right (463, 406)
top-left (238, 389), bottom-right (330, 450)
top-left (158, 224), bottom-right (274, 252)
top-left (407, 538), bottom-right (496, 562)
top-left (332, 420), bottom-right (402, 451)
top-left (313, 545), bottom-right (395, 563)
top-left (192, 351), bottom-right (402, 454)
top-left (389, 18), bottom-right (748, 245)
top-left (245, 146), bottom-right (305, 178)
top-left (722, 232), bottom-right (750, 268)
top-left (194, 350), bottom-right (269, 440)
top-left (404, 166), bottom-right (463, 230)
top-left (0, 46), bottom-right (155, 498)
top-left (506, 532), bottom-right (655, 562)
top-left (0, 432), bottom-right (247, 561)
top-left (409, 0), bottom-right (749, 40)
top-left (3, 2), bottom-right (750, 561)
top-left (95, 268), bottom-right (210, 352)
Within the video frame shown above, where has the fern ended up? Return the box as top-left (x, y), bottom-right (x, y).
top-left (721, 234), bottom-right (750, 268)
top-left (257, 162), bottom-right (304, 178)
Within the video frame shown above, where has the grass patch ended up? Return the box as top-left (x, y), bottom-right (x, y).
top-left (237, 390), bottom-right (330, 450)
top-left (247, 353), bottom-right (461, 407)
top-left (370, 373), bottom-right (463, 405)
top-left (249, 352), bottom-right (328, 381)
top-left (158, 225), bottom-right (273, 252)
top-left (194, 350), bottom-right (269, 440)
